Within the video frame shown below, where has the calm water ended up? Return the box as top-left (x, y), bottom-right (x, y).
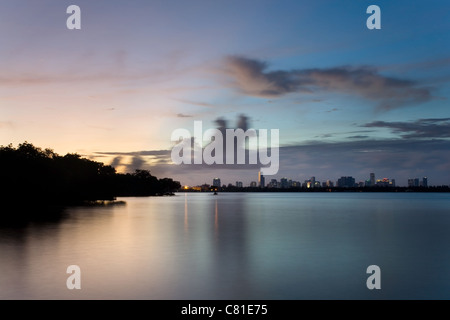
top-left (0, 192), bottom-right (449, 300)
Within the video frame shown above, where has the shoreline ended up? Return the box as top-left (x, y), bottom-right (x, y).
top-left (179, 186), bottom-right (450, 193)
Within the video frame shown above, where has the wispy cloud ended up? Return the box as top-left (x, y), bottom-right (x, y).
top-left (363, 118), bottom-right (450, 139)
top-left (172, 98), bottom-right (216, 108)
top-left (223, 56), bottom-right (433, 110)
top-left (176, 113), bottom-right (193, 118)
top-left (95, 150), bottom-right (171, 157)
top-left (347, 135), bottom-right (369, 139)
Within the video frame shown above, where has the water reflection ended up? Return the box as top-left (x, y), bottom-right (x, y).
top-left (214, 200), bottom-right (218, 235)
top-left (0, 193), bottom-right (449, 299)
top-left (207, 195), bottom-right (252, 298)
top-left (184, 193), bottom-right (188, 232)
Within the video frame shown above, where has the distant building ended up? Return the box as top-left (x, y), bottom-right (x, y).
top-left (408, 178), bottom-right (421, 187)
top-left (280, 177), bottom-right (288, 189)
top-left (376, 178), bottom-right (391, 187)
top-left (370, 173), bottom-right (375, 187)
top-left (258, 171), bottom-right (265, 188)
top-left (213, 178), bottom-right (221, 188)
top-left (250, 181), bottom-right (257, 187)
top-left (304, 180), bottom-right (312, 188)
top-left (337, 176), bottom-right (356, 188)
top-left (304, 177), bottom-right (318, 188)
top-left (422, 177), bottom-right (428, 188)
top-left (269, 179), bottom-right (278, 188)
top-left (326, 180), bottom-right (334, 187)
top-left (236, 181), bottom-right (243, 188)
top-left (292, 181), bottom-right (301, 188)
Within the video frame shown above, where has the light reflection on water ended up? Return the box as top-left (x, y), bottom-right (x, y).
top-left (0, 192), bottom-right (449, 299)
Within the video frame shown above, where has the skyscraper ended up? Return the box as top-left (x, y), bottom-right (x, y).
top-left (422, 177), bottom-right (428, 188)
top-left (213, 178), bottom-right (221, 188)
top-left (258, 171), bottom-right (265, 188)
top-left (370, 173), bottom-right (375, 187)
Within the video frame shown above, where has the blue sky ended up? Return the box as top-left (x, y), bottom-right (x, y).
top-left (1, 0), bottom-right (449, 185)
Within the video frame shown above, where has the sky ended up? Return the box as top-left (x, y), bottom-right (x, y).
top-left (1, 0), bottom-right (449, 186)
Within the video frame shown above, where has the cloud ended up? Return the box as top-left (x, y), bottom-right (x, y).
top-left (96, 150), bottom-right (171, 156)
top-left (93, 150), bottom-right (172, 173)
top-left (176, 113), bottom-right (193, 118)
top-left (110, 156), bottom-right (123, 168)
top-left (224, 56), bottom-right (433, 110)
top-left (315, 133), bottom-right (333, 139)
top-left (172, 98), bottom-right (215, 108)
top-left (130, 156), bottom-right (145, 171)
top-left (364, 118), bottom-right (450, 138)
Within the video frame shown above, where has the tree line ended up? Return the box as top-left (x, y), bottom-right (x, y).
top-left (0, 142), bottom-right (180, 206)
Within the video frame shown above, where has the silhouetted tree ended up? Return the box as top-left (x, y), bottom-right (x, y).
top-left (0, 142), bottom-right (181, 212)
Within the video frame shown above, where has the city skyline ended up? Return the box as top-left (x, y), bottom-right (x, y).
top-left (1, 1), bottom-right (449, 186)
top-left (192, 172), bottom-right (434, 189)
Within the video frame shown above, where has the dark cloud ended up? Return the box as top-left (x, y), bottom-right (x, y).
top-left (110, 156), bottom-right (123, 168)
top-left (236, 114), bottom-right (250, 131)
top-left (364, 118), bottom-right (450, 138)
top-left (130, 156), bottom-right (145, 171)
top-left (224, 56), bottom-right (433, 110)
top-left (94, 151), bottom-right (171, 173)
top-left (347, 135), bottom-right (369, 139)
